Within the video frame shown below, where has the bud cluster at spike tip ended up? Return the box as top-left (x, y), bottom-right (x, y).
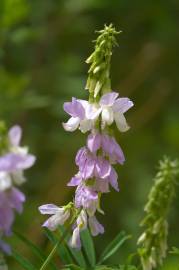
top-left (0, 125), bottom-right (36, 254)
top-left (39, 25), bottom-right (134, 249)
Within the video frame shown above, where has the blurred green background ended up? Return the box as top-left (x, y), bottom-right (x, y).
top-left (0, 0), bottom-right (179, 268)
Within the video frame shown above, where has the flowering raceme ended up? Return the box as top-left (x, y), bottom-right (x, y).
top-left (39, 25), bottom-right (134, 249)
top-left (0, 124), bottom-right (36, 254)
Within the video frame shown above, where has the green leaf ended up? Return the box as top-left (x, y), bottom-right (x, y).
top-left (62, 264), bottom-right (84, 270)
top-left (81, 228), bottom-right (96, 267)
top-left (98, 231), bottom-right (131, 264)
top-left (14, 231), bottom-right (58, 270)
top-left (44, 228), bottom-right (74, 265)
top-left (170, 247), bottom-right (179, 255)
top-left (12, 250), bottom-right (37, 270)
top-left (58, 227), bottom-right (87, 268)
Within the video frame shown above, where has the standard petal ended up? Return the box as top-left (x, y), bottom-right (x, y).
top-left (101, 107), bottom-right (114, 125)
top-left (63, 98), bottom-right (85, 119)
top-left (8, 125), bottom-right (22, 146)
top-left (113, 97), bottom-right (134, 113)
top-left (63, 117), bottom-right (80, 132)
top-left (114, 112), bottom-right (130, 132)
top-left (39, 204), bottom-right (63, 215)
top-left (86, 104), bottom-right (101, 120)
top-left (99, 92), bottom-right (119, 106)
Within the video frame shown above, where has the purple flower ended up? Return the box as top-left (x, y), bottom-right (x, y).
top-left (87, 133), bottom-right (125, 165)
top-left (75, 184), bottom-right (98, 216)
top-left (75, 147), bottom-right (112, 180)
top-left (88, 215), bottom-right (104, 236)
top-left (63, 98), bottom-right (96, 133)
top-left (39, 204), bottom-right (70, 231)
top-left (0, 188), bottom-right (25, 236)
top-left (101, 134), bottom-right (125, 165)
top-left (0, 125), bottom-right (36, 173)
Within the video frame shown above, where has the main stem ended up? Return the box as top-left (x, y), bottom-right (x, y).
top-left (39, 215), bottom-right (77, 270)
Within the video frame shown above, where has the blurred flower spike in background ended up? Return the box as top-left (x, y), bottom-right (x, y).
top-left (0, 122), bottom-right (36, 254)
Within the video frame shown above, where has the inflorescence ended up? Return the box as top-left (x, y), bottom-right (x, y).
top-left (39, 24), bottom-right (134, 249)
top-left (0, 122), bottom-right (36, 254)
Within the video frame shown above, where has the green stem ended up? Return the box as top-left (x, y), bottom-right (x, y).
top-left (39, 215), bottom-right (78, 270)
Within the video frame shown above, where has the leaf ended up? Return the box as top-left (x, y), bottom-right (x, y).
top-left (98, 231), bottom-right (131, 264)
top-left (58, 227), bottom-right (87, 268)
top-left (14, 231), bottom-right (58, 270)
top-left (170, 247), bottom-right (179, 255)
top-left (12, 250), bottom-right (37, 270)
top-left (81, 228), bottom-right (96, 267)
top-left (62, 264), bottom-right (84, 270)
top-left (44, 228), bottom-right (74, 265)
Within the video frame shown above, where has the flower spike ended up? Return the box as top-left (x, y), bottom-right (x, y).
top-left (39, 24), bottom-right (134, 250)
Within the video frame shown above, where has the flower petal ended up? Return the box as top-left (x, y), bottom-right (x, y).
top-left (63, 117), bottom-right (80, 132)
top-left (86, 104), bottom-right (101, 120)
top-left (113, 98), bottom-right (134, 113)
top-left (0, 172), bottom-right (12, 191)
top-left (114, 112), bottom-right (130, 132)
top-left (88, 216), bottom-right (104, 236)
top-left (67, 174), bottom-right (82, 186)
top-left (63, 98), bottom-right (85, 119)
top-left (101, 107), bottom-right (114, 125)
top-left (69, 227), bottom-right (81, 249)
top-left (8, 187), bottom-right (25, 213)
top-left (100, 92), bottom-right (119, 106)
top-left (109, 167), bottom-right (119, 191)
top-left (8, 125), bottom-right (22, 146)
top-left (39, 204), bottom-right (63, 215)
top-left (79, 119), bottom-right (92, 133)
top-left (87, 133), bottom-right (101, 153)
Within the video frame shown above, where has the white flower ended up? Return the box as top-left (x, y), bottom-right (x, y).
top-left (39, 204), bottom-right (70, 231)
top-left (99, 92), bottom-right (134, 132)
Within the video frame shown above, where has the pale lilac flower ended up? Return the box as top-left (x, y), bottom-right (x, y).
top-left (88, 215), bottom-right (104, 236)
top-left (85, 92), bottom-right (133, 132)
top-left (39, 204), bottom-right (70, 231)
top-left (0, 188), bottom-right (25, 236)
top-left (0, 125), bottom-right (36, 187)
top-left (63, 98), bottom-right (96, 133)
